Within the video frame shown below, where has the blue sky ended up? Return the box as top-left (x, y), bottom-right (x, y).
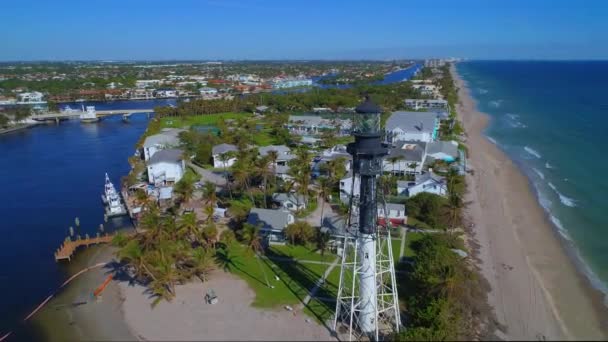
top-left (1, 0), bottom-right (607, 60)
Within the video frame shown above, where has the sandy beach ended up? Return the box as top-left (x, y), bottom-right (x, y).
top-left (121, 271), bottom-right (334, 341)
top-left (32, 245), bottom-right (333, 341)
top-left (452, 65), bottom-right (608, 340)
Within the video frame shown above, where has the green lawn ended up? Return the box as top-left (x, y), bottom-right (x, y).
top-left (160, 112), bottom-right (251, 128)
top-left (224, 243), bottom-right (330, 308)
top-left (268, 244), bottom-right (336, 263)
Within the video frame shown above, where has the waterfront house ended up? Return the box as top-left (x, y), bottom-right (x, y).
top-left (272, 192), bottom-right (306, 211)
top-left (155, 88), bottom-right (178, 98)
top-left (136, 79), bottom-right (162, 89)
top-left (147, 149), bottom-right (186, 185)
top-left (16, 91), bottom-right (45, 104)
top-left (383, 140), bottom-right (427, 175)
top-left (377, 203), bottom-right (407, 225)
top-left (404, 99), bottom-right (448, 111)
top-left (412, 84), bottom-right (439, 97)
top-left (212, 143), bottom-right (238, 168)
top-left (199, 87), bottom-right (218, 96)
top-left (386, 111), bottom-right (439, 143)
top-left (246, 208), bottom-right (295, 244)
top-left (143, 128), bottom-right (185, 161)
top-left (426, 140), bottom-right (459, 163)
top-left (397, 171), bottom-right (447, 197)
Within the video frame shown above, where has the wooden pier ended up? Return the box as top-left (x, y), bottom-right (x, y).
top-left (54, 234), bottom-right (115, 262)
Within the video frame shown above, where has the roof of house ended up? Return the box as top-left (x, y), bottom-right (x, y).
top-left (247, 208), bottom-right (292, 232)
top-left (272, 192), bottom-right (305, 205)
top-left (212, 143), bottom-right (238, 155)
top-left (148, 149), bottom-right (183, 165)
top-left (414, 172), bottom-right (446, 186)
top-left (143, 129), bottom-right (184, 148)
top-left (381, 203), bottom-right (405, 212)
top-left (387, 140), bottom-right (427, 162)
top-left (427, 140), bottom-right (458, 157)
top-left (386, 111), bottom-right (437, 134)
top-left (259, 145), bottom-right (293, 159)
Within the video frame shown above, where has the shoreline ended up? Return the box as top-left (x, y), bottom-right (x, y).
top-left (452, 64), bottom-right (608, 339)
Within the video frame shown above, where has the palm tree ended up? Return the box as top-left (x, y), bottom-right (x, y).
top-left (316, 230), bottom-right (331, 257)
top-left (256, 155), bottom-right (273, 208)
top-left (317, 176), bottom-right (331, 228)
top-left (178, 212), bottom-right (199, 242)
top-left (267, 150), bottom-right (279, 189)
top-left (241, 223), bottom-right (271, 288)
top-left (202, 181), bottom-right (217, 206)
top-left (202, 223), bottom-right (218, 247)
top-left (189, 247), bottom-right (215, 282)
top-left (387, 156), bottom-right (400, 175)
top-left (148, 248), bottom-right (181, 306)
top-left (219, 151), bottom-right (234, 199)
top-left (174, 172), bottom-right (196, 205)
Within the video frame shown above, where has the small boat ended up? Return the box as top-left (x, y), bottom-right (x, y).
top-left (102, 173), bottom-right (127, 217)
top-left (75, 98), bottom-right (86, 103)
top-left (80, 106), bottom-right (100, 123)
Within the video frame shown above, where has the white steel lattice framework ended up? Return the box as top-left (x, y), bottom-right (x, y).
top-left (333, 197), bottom-right (401, 341)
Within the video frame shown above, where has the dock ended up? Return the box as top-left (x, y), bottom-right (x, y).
top-left (54, 234), bottom-right (115, 262)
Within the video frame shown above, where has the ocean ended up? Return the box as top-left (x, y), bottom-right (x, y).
top-left (457, 61), bottom-right (608, 302)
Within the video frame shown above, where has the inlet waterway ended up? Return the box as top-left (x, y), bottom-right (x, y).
top-left (0, 65), bottom-right (419, 339)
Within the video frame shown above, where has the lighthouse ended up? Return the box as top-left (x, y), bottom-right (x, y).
top-left (333, 96), bottom-right (400, 340)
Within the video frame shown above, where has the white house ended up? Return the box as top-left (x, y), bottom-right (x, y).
top-left (386, 111), bottom-right (439, 143)
top-left (155, 88), bottom-right (178, 98)
top-left (404, 99), bottom-right (448, 111)
top-left (147, 149), bottom-right (186, 185)
top-left (397, 172), bottom-right (447, 197)
top-left (412, 84), bottom-right (439, 97)
top-left (142, 128), bottom-right (185, 161)
top-left (247, 208), bottom-right (295, 244)
top-left (199, 87), bottom-right (218, 96)
top-left (136, 79), bottom-right (161, 89)
top-left (212, 143), bottom-right (238, 168)
top-left (339, 174), bottom-right (361, 203)
top-left (377, 203), bottom-right (407, 225)
top-left (383, 141), bottom-right (427, 175)
top-left (272, 192), bottom-right (306, 211)
top-left (16, 91), bottom-right (45, 104)
top-left (259, 145), bottom-right (295, 179)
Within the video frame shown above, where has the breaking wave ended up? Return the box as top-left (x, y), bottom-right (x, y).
top-left (532, 168), bottom-right (545, 180)
top-left (489, 99), bottom-right (503, 108)
top-left (548, 182), bottom-right (577, 207)
top-left (505, 113), bottom-right (527, 128)
top-left (478, 88), bottom-right (488, 94)
top-left (524, 146), bottom-right (541, 158)
top-left (545, 162), bottom-right (554, 169)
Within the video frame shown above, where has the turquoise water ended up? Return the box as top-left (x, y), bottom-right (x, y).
top-left (457, 61), bottom-right (608, 302)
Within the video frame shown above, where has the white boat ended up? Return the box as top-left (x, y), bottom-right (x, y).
top-left (80, 105), bottom-right (100, 123)
top-left (102, 173), bottom-right (127, 217)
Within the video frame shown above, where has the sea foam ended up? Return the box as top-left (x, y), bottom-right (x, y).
top-left (478, 88), bottom-right (489, 94)
top-left (505, 113), bottom-right (527, 128)
top-left (545, 162), bottom-right (554, 169)
top-left (489, 99), bottom-right (503, 108)
top-left (548, 182), bottom-right (577, 207)
top-left (532, 168), bottom-right (545, 180)
top-left (524, 146), bottom-right (541, 158)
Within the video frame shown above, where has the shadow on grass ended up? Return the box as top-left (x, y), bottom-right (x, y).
top-left (260, 249), bottom-right (337, 332)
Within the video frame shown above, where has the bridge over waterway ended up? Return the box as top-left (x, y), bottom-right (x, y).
top-left (31, 108), bottom-right (155, 122)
